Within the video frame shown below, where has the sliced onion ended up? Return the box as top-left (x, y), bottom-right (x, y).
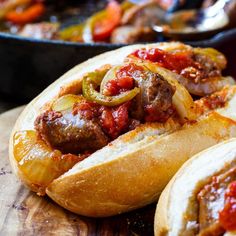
top-left (100, 65), bottom-right (122, 94)
top-left (13, 130), bottom-right (79, 195)
top-left (52, 94), bottom-right (85, 112)
top-left (142, 62), bottom-right (197, 121)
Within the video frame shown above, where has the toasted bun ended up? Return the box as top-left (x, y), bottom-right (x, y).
top-left (154, 138), bottom-right (236, 236)
top-left (9, 42), bottom-right (236, 217)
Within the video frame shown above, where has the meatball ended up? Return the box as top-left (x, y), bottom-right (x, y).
top-left (198, 167), bottom-right (236, 235)
top-left (131, 70), bottom-right (175, 122)
top-left (35, 110), bottom-right (109, 154)
top-left (193, 53), bottom-right (222, 80)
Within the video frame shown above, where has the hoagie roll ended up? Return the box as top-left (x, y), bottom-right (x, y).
top-left (9, 42), bottom-right (236, 217)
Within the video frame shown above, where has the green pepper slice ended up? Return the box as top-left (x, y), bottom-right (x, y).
top-left (82, 70), bottom-right (140, 107)
top-left (59, 23), bottom-right (85, 42)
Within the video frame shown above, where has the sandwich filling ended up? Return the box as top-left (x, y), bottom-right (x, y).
top-left (197, 167), bottom-right (236, 235)
top-left (34, 46), bottom-right (232, 156)
top-left (127, 46), bottom-right (233, 96)
top-left (34, 63), bottom-right (175, 154)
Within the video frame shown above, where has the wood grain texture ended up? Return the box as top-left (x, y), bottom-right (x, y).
top-left (0, 106), bottom-right (155, 236)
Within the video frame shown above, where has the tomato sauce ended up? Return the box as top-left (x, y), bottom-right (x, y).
top-left (103, 64), bottom-right (142, 96)
top-left (131, 48), bottom-right (196, 74)
top-left (99, 102), bottom-right (130, 139)
top-left (73, 64), bottom-right (139, 139)
top-left (72, 101), bottom-right (100, 120)
top-left (103, 62), bottom-right (174, 124)
top-left (145, 105), bottom-right (175, 123)
top-left (219, 181), bottom-right (236, 231)
top-left (73, 100), bottom-right (130, 139)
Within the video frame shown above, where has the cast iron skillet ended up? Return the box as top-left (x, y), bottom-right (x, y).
top-left (0, 0), bottom-right (235, 103)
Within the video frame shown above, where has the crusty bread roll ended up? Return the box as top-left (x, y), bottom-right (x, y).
top-left (46, 112), bottom-right (236, 217)
top-left (9, 42), bottom-right (236, 217)
top-left (154, 138), bottom-right (236, 236)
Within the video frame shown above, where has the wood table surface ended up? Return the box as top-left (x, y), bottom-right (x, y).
top-left (0, 106), bottom-right (156, 236)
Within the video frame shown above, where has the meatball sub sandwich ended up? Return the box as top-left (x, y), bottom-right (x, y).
top-left (9, 42), bottom-right (236, 217)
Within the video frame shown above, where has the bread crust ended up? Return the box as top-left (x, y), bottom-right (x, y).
top-left (8, 42), bottom-right (236, 217)
top-left (154, 139), bottom-right (236, 236)
top-left (46, 112), bottom-right (236, 217)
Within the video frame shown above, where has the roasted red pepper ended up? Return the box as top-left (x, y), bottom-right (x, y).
top-left (5, 3), bottom-right (45, 25)
top-left (93, 0), bottom-right (122, 41)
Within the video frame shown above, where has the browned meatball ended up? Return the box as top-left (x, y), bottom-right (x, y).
top-left (198, 167), bottom-right (236, 235)
top-left (35, 110), bottom-right (109, 154)
top-left (131, 70), bottom-right (175, 122)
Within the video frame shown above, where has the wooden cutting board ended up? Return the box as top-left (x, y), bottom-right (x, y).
top-left (0, 106), bottom-right (155, 236)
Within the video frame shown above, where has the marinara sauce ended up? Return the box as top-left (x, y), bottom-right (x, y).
top-left (131, 48), bottom-right (196, 74)
top-left (103, 63), bottom-right (143, 96)
top-left (73, 100), bottom-right (130, 139)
